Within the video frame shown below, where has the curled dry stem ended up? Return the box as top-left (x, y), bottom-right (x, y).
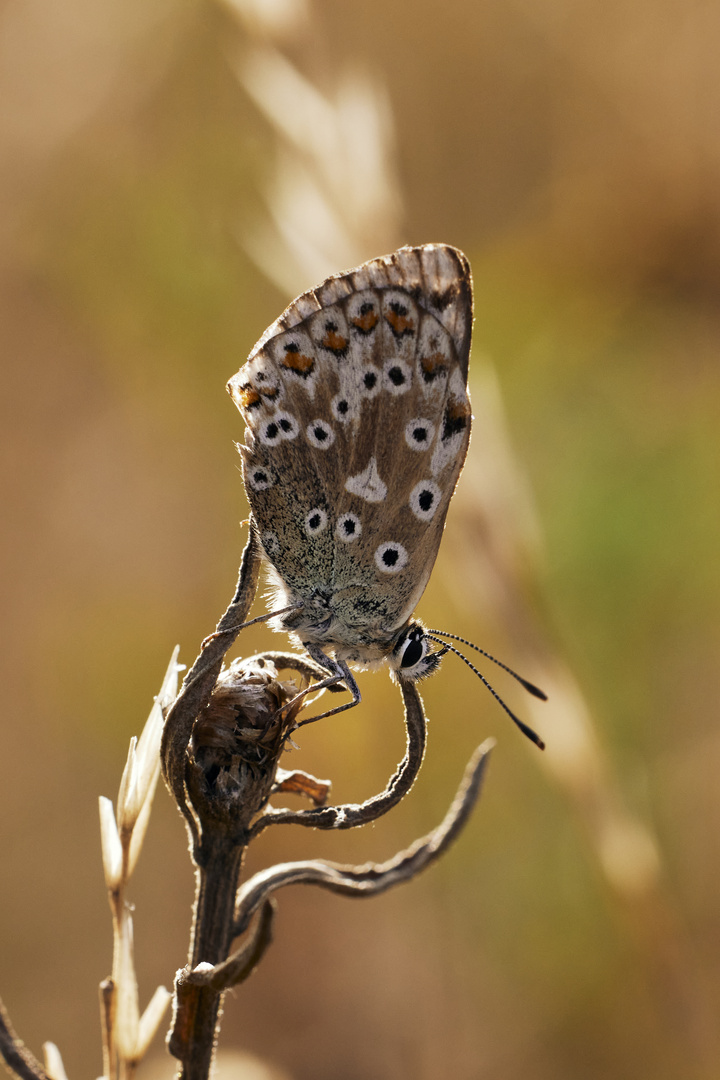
top-left (234, 739), bottom-right (494, 937)
top-left (161, 531), bottom-right (262, 854)
top-left (248, 676), bottom-right (427, 839)
top-left (179, 900), bottom-right (275, 996)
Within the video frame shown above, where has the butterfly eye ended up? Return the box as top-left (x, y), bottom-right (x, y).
top-left (400, 633), bottom-right (426, 669)
top-left (391, 625), bottom-right (440, 681)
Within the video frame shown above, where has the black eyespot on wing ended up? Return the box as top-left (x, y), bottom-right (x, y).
top-left (336, 398), bottom-right (349, 415)
top-left (364, 370), bottom-right (377, 390)
top-left (304, 507), bottom-right (328, 535)
top-left (375, 542), bottom-right (408, 573)
top-left (418, 488), bottom-right (434, 512)
top-left (375, 540), bottom-right (408, 574)
top-left (306, 419), bottom-right (335, 448)
top-left (388, 366), bottom-right (406, 386)
top-left (336, 512), bottom-right (361, 542)
top-left (247, 466), bottom-right (273, 491)
top-left (409, 480), bottom-right (441, 521)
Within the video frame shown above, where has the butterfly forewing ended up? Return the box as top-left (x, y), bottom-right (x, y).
top-left (228, 244), bottom-right (473, 658)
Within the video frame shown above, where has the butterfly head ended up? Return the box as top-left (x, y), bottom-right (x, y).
top-left (389, 622), bottom-right (445, 682)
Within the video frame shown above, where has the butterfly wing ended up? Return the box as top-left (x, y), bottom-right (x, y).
top-left (228, 244), bottom-right (473, 651)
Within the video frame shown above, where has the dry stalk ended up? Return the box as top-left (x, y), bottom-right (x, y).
top-left (159, 532), bottom-right (494, 1080)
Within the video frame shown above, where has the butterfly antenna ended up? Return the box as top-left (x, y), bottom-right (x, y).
top-left (427, 629), bottom-right (547, 701)
top-left (426, 635), bottom-right (545, 750)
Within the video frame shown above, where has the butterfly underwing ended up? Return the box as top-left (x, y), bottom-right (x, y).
top-left (227, 243), bottom-right (473, 718)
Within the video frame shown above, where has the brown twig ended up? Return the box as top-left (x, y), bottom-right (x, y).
top-left (161, 530), bottom-right (262, 856)
top-left (0, 998), bottom-right (50, 1080)
top-left (247, 675), bottom-right (427, 839)
top-left (233, 739), bottom-right (493, 936)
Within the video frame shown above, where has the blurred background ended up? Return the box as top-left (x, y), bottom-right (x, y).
top-left (1, 0), bottom-right (719, 1077)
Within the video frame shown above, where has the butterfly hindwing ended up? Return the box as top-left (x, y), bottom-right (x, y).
top-left (228, 244), bottom-right (473, 653)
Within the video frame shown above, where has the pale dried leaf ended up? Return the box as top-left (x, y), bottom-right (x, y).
top-left (98, 796), bottom-right (123, 891)
top-left (43, 1042), bottom-right (69, 1080)
top-left (135, 985), bottom-right (172, 1059)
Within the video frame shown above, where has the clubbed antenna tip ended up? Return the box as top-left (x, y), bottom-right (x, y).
top-left (517, 677), bottom-right (548, 702)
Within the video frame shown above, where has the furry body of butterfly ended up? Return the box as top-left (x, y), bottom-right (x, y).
top-left (227, 244), bottom-right (473, 717)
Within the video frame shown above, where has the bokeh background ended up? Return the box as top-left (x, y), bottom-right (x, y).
top-left (1, 0), bottom-right (719, 1077)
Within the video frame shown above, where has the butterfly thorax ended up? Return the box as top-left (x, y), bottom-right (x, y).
top-left (270, 584), bottom-right (400, 667)
top-left (268, 579), bottom-right (442, 681)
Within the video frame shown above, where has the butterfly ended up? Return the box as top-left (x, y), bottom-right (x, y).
top-left (227, 244), bottom-right (545, 744)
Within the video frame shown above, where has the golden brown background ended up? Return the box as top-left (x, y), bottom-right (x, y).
top-left (1, 0), bottom-right (719, 1077)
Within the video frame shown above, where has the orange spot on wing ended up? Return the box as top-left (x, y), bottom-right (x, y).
top-left (323, 329), bottom-right (349, 352)
top-left (385, 309), bottom-right (415, 335)
top-left (281, 351), bottom-right (314, 374)
top-left (420, 352), bottom-right (448, 379)
top-left (352, 310), bottom-right (379, 332)
top-left (235, 385), bottom-right (262, 409)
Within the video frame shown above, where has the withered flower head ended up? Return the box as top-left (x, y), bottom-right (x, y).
top-left (188, 656), bottom-right (306, 829)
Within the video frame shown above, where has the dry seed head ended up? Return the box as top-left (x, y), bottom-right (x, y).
top-left (114, 648), bottom-right (180, 870)
top-left (189, 656), bottom-right (306, 825)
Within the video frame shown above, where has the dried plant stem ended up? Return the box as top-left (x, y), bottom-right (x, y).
top-left (99, 979), bottom-right (115, 1079)
top-left (161, 531), bottom-right (262, 856)
top-left (0, 999), bottom-right (50, 1080)
top-left (159, 515), bottom-right (495, 1078)
top-left (168, 841), bottom-right (245, 1079)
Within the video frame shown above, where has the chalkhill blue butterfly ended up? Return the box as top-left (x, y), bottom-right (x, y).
top-left (228, 244), bottom-right (545, 746)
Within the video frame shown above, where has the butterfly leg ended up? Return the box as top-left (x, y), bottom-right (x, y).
top-left (282, 644), bottom-right (361, 728)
